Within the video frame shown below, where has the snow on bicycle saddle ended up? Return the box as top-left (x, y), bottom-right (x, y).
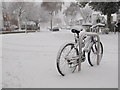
top-left (71, 26), bottom-right (84, 34)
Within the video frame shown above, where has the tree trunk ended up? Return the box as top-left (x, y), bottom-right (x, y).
top-left (18, 16), bottom-right (21, 30)
top-left (25, 18), bottom-right (27, 34)
top-left (35, 22), bottom-right (39, 32)
top-left (50, 13), bottom-right (53, 31)
top-left (49, 11), bottom-right (54, 31)
top-left (107, 13), bottom-right (112, 31)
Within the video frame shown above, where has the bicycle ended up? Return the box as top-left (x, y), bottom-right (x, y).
top-left (56, 27), bottom-right (103, 76)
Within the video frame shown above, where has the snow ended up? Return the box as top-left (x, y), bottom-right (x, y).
top-left (0, 32), bottom-right (2, 89)
top-left (1, 30), bottom-right (118, 88)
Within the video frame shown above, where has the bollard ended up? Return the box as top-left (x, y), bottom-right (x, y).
top-left (77, 32), bottom-right (100, 71)
top-left (86, 32), bottom-right (100, 65)
top-left (78, 36), bottom-right (82, 71)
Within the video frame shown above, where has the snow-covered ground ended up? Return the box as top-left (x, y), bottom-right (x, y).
top-left (0, 32), bottom-right (2, 89)
top-left (1, 30), bottom-right (118, 88)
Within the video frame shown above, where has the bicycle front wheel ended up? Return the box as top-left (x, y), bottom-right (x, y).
top-left (56, 43), bottom-right (79, 76)
top-left (88, 42), bottom-right (103, 66)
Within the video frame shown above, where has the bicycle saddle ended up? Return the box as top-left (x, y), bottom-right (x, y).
top-left (71, 29), bottom-right (83, 34)
top-left (71, 25), bottom-right (84, 34)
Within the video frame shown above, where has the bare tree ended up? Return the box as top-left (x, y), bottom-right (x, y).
top-left (4, 2), bottom-right (37, 32)
top-left (2, 2), bottom-right (11, 29)
top-left (3, 2), bottom-right (27, 30)
top-left (41, 2), bottom-right (64, 30)
top-left (64, 2), bottom-right (80, 25)
top-left (2, 2), bottom-right (64, 32)
top-left (12, 2), bottom-right (26, 30)
top-left (23, 2), bottom-right (50, 32)
top-left (79, 4), bottom-right (93, 23)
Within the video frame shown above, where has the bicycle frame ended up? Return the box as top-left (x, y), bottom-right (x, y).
top-left (73, 32), bottom-right (100, 71)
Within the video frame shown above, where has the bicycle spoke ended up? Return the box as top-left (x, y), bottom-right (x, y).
top-left (57, 43), bottom-right (79, 76)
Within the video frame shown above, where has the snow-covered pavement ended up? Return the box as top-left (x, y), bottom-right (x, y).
top-left (1, 30), bottom-right (118, 88)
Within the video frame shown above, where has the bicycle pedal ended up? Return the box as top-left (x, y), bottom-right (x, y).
top-left (71, 56), bottom-right (79, 60)
top-left (65, 56), bottom-right (79, 60)
top-left (69, 63), bottom-right (78, 68)
top-left (81, 58), bottom-right (85, 62)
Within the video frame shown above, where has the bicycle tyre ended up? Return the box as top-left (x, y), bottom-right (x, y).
top-left (88, 42), bottom-right (103, 66)
top-left (56, 43), bottom-right (79, 76)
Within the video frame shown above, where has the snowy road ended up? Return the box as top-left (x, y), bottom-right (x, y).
top-left (1, 30), bottom-right (118, 88)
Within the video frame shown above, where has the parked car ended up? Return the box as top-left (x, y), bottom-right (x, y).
top-left (5, 26), bottom-right (11, 31)
top-left (66, 26), bottom-right (71, 30)
top-left (48, 26), bottom-right (59, 31)
top-left (10, 25), bottom-right (18, 30)
top-left (21, 25), bottom-right (25, 30)
top-left (52, 27), bottom-right (59, 31)
top-left (1, 27), bottom-right (6, 31)
top-left (21, 25), bottom-right (39, 30)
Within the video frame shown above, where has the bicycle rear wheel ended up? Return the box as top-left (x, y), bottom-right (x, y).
top-left (88, 42), bottom-right (103, 66)
top-left (56, 43), bottom-right (79, 76)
